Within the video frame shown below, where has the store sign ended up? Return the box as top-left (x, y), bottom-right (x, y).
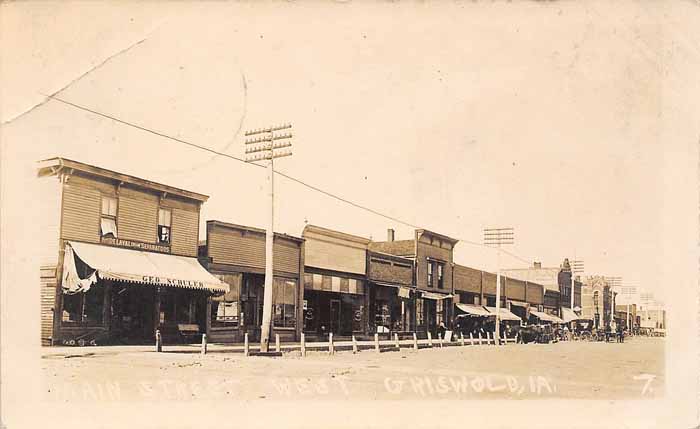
top-left (101, 237), bottom-right (170, 253)
top-left (142, 275), bottom-right (205, 288)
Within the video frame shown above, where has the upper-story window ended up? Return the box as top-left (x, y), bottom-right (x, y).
top-left (100, 196), bottom-right (118, 237)
top-left (427, 262), bottom-right (433, 287)
top-left (158, 208), bottom-right (172, 244)
top-left (437, 263), bottom-right (444, 289)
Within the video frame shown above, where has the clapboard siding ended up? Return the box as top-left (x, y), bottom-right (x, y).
top-left (41, 265), bottom-right (57, 345)
top-left (61, 180), bottom-right (102, 243)
top-left (37, 177), bottom-right (62, 267)
top-left (208, 228), bottom-right (300, 274)
top-left (170, 207), bottom-right (199, 257)
top-left (505, 277), bottom-right (526, 301)
top-left (117, 187), bottom-right (158, 244)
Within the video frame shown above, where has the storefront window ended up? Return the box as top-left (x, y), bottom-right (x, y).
top-left (212, 274), bottom-right (241, 327)
top-left (62, 286), bottom-right (104, 325)
top-left (273, 278), bottom-right (297, 328)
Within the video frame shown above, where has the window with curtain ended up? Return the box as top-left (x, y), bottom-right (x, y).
top-left (273, 278), bottom-right (297, 328)
top-left (212, 274), bottom-right (241, 327)
top-left (157, 208), bottom-right (172, 244)
top-left (100, 196), bottom-right (118, 238)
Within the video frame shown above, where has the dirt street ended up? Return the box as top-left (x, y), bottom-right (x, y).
top-left (42, 337), bottom-right (664, 402)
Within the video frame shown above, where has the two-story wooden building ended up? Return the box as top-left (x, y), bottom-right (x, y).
top-left (198, 220), bottom-right (304, 343)
top-left (369, 229), bottom-right (458, 337)
top-left (37, 158), bottom-right (227, 346)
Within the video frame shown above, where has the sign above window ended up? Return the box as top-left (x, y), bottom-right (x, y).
top-left (100, 236), bottom-right (170, 253)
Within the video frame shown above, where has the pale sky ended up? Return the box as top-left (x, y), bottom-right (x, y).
top-left (3, 1), bottom-right (700, 302)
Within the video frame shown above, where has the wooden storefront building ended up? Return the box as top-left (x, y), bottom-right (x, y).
top-left (301, 225), bottom-right (370, 340)
top-left (198, 220), bottom-right (304, 343)
top-left (38, 158), bottom-right (227, 346)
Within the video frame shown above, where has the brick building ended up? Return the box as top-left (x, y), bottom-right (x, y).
top-left (369, 229), bottom-right (458, 337)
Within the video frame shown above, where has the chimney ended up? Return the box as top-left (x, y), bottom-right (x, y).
top-left (533, 261), bottom-right (542, 269)
top-left (387, 228), bottom-right (395, 242)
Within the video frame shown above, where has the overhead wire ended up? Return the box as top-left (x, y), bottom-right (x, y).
top-left (45, 94), bottom-right (536, 266)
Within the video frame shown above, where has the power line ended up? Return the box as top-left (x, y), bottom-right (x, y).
top-left (45, 94), bottom-right (535, 266)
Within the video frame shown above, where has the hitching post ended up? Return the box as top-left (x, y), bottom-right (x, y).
top-left (155, 329), bottom-right (162, 353)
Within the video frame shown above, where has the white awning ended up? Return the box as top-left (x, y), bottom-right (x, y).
top-left (455, 303), bottom-right (491, 317)
top-left (65, 241), bottom-right (229, 293)
top-left (530, 310), bottom-right (564, 323)
top-left (561, 307), bottom-right (582, 323)
top-left (484, 306), bottom-right (523, 321)
top-left (420, 291), bottom-right (453, 300)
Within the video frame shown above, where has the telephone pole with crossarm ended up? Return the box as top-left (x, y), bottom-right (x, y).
top-left (244, 123), bottom-right (293, 353)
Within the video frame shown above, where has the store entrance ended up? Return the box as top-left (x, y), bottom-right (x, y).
top-left (110, 283), bottom-right (156, 344)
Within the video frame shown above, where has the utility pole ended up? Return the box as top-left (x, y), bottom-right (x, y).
top-left (244, 123), bottom-right (293, 353)
top-left (484, 227), bottom-right (514, 346)
top-left (569, 260), bottom-right (584, 311)
top-left (605, 276), bottom-right (622, 330)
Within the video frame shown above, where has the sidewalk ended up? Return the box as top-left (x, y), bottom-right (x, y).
top-left (42, 336), bottom-right (502, 358)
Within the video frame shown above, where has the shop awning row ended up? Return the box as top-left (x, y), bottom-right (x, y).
top-left (530, 310), bottom-right (565, 324)
top-left (455, 304), bottom-right (522, 321)
top-left (455, 303), bottom-right (491, 316)
top-left (483, 306), bottom-right (522, 321)
top-left (63, 241), bottom-right (229, 294)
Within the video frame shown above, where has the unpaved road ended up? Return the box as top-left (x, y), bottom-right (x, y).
top-left (42, 337), bottom-right (664, 402)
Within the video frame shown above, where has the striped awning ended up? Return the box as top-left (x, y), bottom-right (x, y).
top-left (63, 241), bottom-right (229, 293)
